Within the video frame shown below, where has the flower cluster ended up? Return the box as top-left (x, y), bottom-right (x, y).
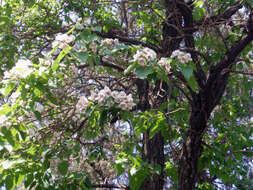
top-left (171, 50), bottom-right (192, 64)
top-left (133, 47), bottom-right (157, 66)
top-left (157, 57), bottom-right (171, 73)
top-left (76, 86), bottom-right (135, 112)
top-left (52, 33), bottom-right (75, 49)
top-left (3, 59), bottom-right (34, 83)
top-left (232, 9), bottom-right (246, 25)
top-left (0, 115), bottom-right (11, 127)
top-left (101, 38), bottom-right (119, 46)
top-left (76, 96), bottom-right (89, 113)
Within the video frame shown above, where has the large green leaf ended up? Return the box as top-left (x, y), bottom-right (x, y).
top-left (181, 65), bottom-right (193, 80)
top-left (135, 66), bottom-right (153, 79)
top-left (57, 161), bottom-right (69, 176)
top-left (129, 168), bottom-right (148, 190)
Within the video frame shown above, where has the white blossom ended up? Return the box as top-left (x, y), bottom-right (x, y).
top-left (157, 58), bottom-right (171, 73)
top-left (4, 59), bottom-right (34, 80)
top-left (119, 102), bottom-right (128, 110)
top-left (10, 92), bottom-right (21, 103)
top-left (76, 96), bottom-right (89, 112)
top-left (34, 102), bottom-right (44, 112)
top-left (0, 115), bottom-right (11, 127)
top-left (87, 87), bottom-right (135, 111)
top-left (101, 38), bottom-right (119, 46)
top-left (132, 47), bottom-right (157, 65)
top-left (89, 42), bottom-right (97, 52)
top-left (52, 33), bottom-right (75, 49)
top-left (171, 50), bottom-right (192, 64)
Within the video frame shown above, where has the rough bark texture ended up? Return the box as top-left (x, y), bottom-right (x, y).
top-left (178, 13), bottom-right (253, 189)
top-left (138, 1), bottom-right (186, 189)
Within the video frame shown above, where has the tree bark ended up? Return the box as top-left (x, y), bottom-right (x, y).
top-left (178, 27), bottom-right (253, 190)
top-left (140, 131), bottom-right (165, 190)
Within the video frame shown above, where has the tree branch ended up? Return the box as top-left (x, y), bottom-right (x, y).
top-left (93, 30), bottom-right (162, 53)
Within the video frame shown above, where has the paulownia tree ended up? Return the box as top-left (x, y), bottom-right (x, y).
top-left (0, 0), bottom-right (252, 189)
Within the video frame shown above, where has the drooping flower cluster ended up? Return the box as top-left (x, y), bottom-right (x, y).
top-left (171, 50), bottom-right (192, 64)
top-left (101, 38), bottom-right (119, 46)
top-left (157, 57), bottom-right (171, 73)
top-left (132, 47), bottom-right (157, 66)
top-left (3, 59), bottom-right (34, 83)
top-left (76, 86), bottom-right (135, 112)
top-left (52, 33), bottom-right (75, 49)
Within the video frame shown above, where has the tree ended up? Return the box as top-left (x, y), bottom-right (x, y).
top-left (0, 0), bottom-right (252, 189)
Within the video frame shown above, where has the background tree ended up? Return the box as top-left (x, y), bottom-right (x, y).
top-left (0, 0), bottom-right (252, 190)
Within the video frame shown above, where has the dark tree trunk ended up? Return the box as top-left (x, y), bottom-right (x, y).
top-left (140, 132), bottom-right (165, 190)
top-left (178, 33), bottom-right (253, 189)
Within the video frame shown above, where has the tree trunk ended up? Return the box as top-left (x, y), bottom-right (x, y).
top-left (140, 131), bottom-right (165, 190)
top-left (178, 109), bottom-right (207, 190)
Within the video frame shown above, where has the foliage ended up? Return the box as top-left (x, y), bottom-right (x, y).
top-left (0, 0), bottom-right (252, 190)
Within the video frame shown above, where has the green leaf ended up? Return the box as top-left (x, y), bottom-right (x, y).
top-left (24, 174), bottom-right (33, 188)
top-left (71, 51), bottom-right (89, 63)
top-left (94, 26), bottom-right (102, 32)
top-left (129, 169), bottom-right (148, 190)
top-left (99, 109), bottom-right (108, 127)
top-left (33, 111), bottom-right (42, 121)
top-left (124, 62), bottom-right (138, 75)
top-left (16, 174), bottom-right (25, 186)
top-left (181, 65), bottom-right (193, 80)
top-left (83, 177), bottom-right (92, 188)
top-left (52, 45), bottom-right (71, 71)
top-left (135, 66), bottom-right (153, 79)
top-left (57, 160), bottom-right (68, 176)
top-left (114, 163), bottom-right (125, 176)
top-left (4, 82), bottom-right (16, 96)
top-left (1, 126), bottom-right (15, 147)
top-left (193, 7), bottom-right (206, 21)
top-left (130, 167), bottom-right (138, 176)
top-left (5, 175), bottom-right (14, 190)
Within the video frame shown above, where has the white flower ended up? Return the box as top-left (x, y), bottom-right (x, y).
top-left (157, 58), bottom-right (168, 66)
top-left (165, 63), bottom-right (171, 73)
top-left (65, 35), bottom-right (75, 43)
top-left (132, 48), bottom-right (157, 66)
top-left (76, 96), bottom-right (89, 112)
top-left (4, 59), bottom-right (34, 80)
top-left (103, 86), bottom-right (112, 97)
top-left (171, 50), bottom-right (192, 64)
top-left (111, 91), bottom-right (118, 99)
top-left (59, 42), bottom-right (68, 49)
top-left (89, 42), bottom-right (97, 52)
top-left (0, 115), bottom-right (11, 127)
top-left (119, 102), bottom-right (128, 110)
top-left (138, 57), bottom-right (146, 66)
top-left (10, 91), bottom-right (21, 103)
top-left (101, 38), bottom-right (119, 46)
top-left (143, 48), bottom-right (156, 61)
top-left (89, 91), bottom-right (99, 101)
top-left (53, 33), bottom-right (75, 49)
top-left (126, 94), bottom-right (133, 103)
top-left (39, 66), bottom-right (47, 75)
top-left (34, 102), bottom-right (44, 112)
top-left (52, 40), bottom-right (60, 48)
top-left (56, 33), bottom-right (68, 42)
top-left (101, 39), bottom-right (114, 46)
top-left (97, 93), bottom-right (106, 104)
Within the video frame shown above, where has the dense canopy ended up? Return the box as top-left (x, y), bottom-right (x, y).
top-left (0, 0), bottom-right (252, 190)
